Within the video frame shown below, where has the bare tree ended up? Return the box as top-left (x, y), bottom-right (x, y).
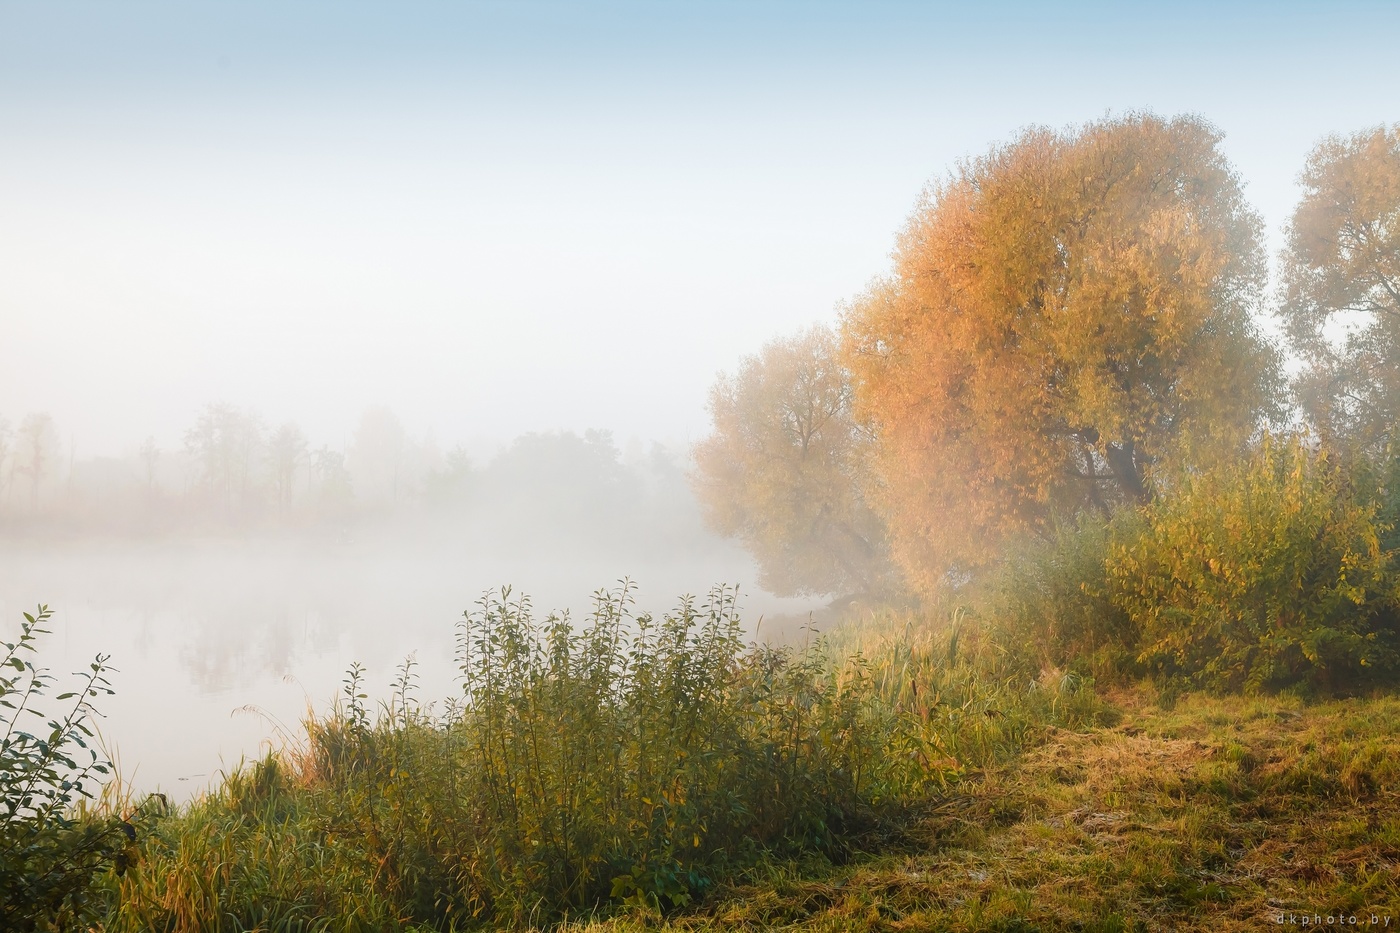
top-left (266, 423), bottom-right (308, 512)
top-left (15, 413), bottom-right (59, 509)
top-left (184, 404), bottom-right (264, 516)
top-left (139, 436), bottom-right (160, 493)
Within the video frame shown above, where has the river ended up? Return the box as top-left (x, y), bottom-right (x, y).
top-left (0, 533), bottom-right (819, 802)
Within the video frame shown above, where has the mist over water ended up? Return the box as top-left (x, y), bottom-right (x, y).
top-left (0, 429), bottom-right (823, 799)
top-left (0, 533), bottom-right (819, 800)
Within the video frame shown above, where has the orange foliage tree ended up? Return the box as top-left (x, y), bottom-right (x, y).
top-left (1280, 125), bottom-right (1400, 453)
top-left (692, 325), bottom-right (894, 598)
top-left (841, 114), bottom-right (1281, 595)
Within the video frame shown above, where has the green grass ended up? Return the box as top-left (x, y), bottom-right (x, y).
top-left (563, 688), bottom-right (1400, 932)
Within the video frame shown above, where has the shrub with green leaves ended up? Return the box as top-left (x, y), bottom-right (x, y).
top-left (344, 583), bottom-right (910, 923)
top-left (1, 605), bottom-right (128, 931)
top-left (1108, 435), bottom-right (1400, 692)
top-left (1364, 442), bottom-right (1400, 556)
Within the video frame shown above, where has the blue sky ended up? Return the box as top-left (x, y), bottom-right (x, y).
top-left (2, 1), bottom-right (1397, 457)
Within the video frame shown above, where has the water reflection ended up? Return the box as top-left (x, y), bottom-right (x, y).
top-left (0, 536), bottom-right (819, 800)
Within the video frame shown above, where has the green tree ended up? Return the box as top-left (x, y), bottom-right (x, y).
top-left (1108, 436), bottom-right (1400, 692)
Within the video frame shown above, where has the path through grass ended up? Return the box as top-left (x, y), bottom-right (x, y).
top-left (570, 689), bottom-right (1400, 932)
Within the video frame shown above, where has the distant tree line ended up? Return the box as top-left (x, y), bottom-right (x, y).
top-left (0, 405), bottom-right (698, 547)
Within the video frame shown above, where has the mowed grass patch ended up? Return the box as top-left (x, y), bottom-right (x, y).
top-left (568, 689), bottom-right (1400, 932)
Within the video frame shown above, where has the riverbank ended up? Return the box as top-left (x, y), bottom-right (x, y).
top-left (571, 687), bottom-right (1400, 931)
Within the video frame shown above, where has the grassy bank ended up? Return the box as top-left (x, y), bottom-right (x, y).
top-left (10, 590), bottom-right (1399, 930)
top-left (94, 642), bottom-right (1400, 932)
top-left (568, 688), bottom-right (1400, 932)
top-left (91, 591), bottom-right (1103, 932)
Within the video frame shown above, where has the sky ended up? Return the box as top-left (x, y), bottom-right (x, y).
top-left (2, 0), bottom-right (1398, 459)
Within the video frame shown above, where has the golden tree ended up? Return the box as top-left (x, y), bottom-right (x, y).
top-left (842, 114), bottom-right (1280, 595)
top-left (1280, 125), bottom-right (1400, 452)
top-left (692, 325), bottom-right (894, 598)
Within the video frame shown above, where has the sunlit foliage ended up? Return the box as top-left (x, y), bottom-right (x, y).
top-left (981, 435), bottom-right (1400, 694)
top-left (1280, 124), bottom-right (1400, 453)
top-left (693, 325), bottom-right (895, 598)
top-left (842, 113), bottom-right (1281, 595)
top-left (1109, 435), bottom-right (1400, 693)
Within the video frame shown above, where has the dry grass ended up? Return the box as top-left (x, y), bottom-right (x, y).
top-left (569, 687), bottom-right (1400, 932)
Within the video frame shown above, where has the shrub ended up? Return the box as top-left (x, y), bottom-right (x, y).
top-left (980, 512), bottom-right (1143, 681)
top-left (1107, 435), bottom-right (1400, 692)
top-left (365, 583), bottom-right (908, 922)
top-left (1365, 443), bottom-right (1400, 555)
top-left (1, 605), bottom-right (128, 931)
top-left (109, 586), bottom-right (922, 929)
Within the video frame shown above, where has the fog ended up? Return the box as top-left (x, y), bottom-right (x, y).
top-left (0, 419), bottom-right (821, 797)
top-left (0, 538), bottom-right (816, 799)
top-left (4, 1), bottom-right (1400, 798)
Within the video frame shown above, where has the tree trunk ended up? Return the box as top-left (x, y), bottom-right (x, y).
top-left (1103, 440), bottom-right (1150, 504)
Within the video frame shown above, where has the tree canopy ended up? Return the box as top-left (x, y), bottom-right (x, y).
top-left (841, 113), bottom-right (1281, 594)
top-left (692, 325), bottom-right (892, 598)
top-left (1280, 124), bottom-right (1400, 453)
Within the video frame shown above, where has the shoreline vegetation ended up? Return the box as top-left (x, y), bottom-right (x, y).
top-left (5, 116), bottom-right (1400, 929)
top-left (8, 425), bottom-right (1398, 929)
top-left (5, 582), bottom-right (1399, 931)
top-left (94, 583), bottom-right (1110, 931)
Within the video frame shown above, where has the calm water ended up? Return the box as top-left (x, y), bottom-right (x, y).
top-left (0, 535), bottom-right (819, 801)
